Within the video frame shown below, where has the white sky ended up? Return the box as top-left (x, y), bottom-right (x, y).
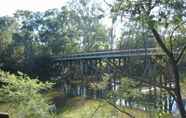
top-left (0, 0), bottom-right (67, 16)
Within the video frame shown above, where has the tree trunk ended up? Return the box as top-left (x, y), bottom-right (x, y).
top-left (150, 26), bottom-right (186, 117)
top-left (172, 60), bottom-right (186, 118)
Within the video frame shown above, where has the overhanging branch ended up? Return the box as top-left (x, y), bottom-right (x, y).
top-left (169, 21), bottom-right (186, 52)
top-left (150, 27), bottom-right (174, 59)
top-left (170, 21), bottom-right (186, 41)
top-left (103, 0), bottom-right (113, 8)
top-left (176, 45), bottom-right (186, 64)
top-left (89, 103), bottom-right (104, 118)
top-left (128, 75), bottom-right (175, 93)
top-left (90, 69), bottom-right (135, 118)
top-left (104, 99), bottom-right (135, 118)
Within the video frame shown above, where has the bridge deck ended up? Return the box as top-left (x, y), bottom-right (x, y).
top-left (52, 48), bottom-right (166, 61)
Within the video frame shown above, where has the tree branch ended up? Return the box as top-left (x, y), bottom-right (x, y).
top-left (104, 99), bottom-right (135, 118)
top-left (170, 21), bottom-right (186, 41)
top-left (89, 102), bottom-right (104, 118)
top-left (176, 45), bottom-right (186, 64)
top-left (106, 60), bottom-right (175, 93)
top-left (103, 0), bottom-right (113, 8)
top-left (88, 69), bottom-right (135, 118)
top-left (169, 21), bottom-right (186, 52)
top-left (128, 75), bottom-right (175, 93)
top-left (150, 27), bottom-right (174, 59)
top-left (152, 0), bottom-right (161, 9)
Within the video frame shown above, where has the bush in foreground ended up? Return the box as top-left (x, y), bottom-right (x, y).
top-left (0, 70), bottom-right (54, 118)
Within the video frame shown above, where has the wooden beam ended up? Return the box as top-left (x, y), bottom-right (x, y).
top-left (0, 112), bottom-right (9, 118)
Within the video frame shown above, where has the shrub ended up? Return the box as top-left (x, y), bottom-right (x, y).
top-left (0, 70), bottom-right (54, 118)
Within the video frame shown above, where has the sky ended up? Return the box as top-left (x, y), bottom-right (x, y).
top-left (0, 0), bottom-right (67, 16)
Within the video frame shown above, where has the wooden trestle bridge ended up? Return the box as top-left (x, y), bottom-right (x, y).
top-left (53, 48), bottom-right (164, 61)
top-left (50, 47), bottom-right (179, 81)
top-left (49, 48), bottom-right (182, 112)
top-left (50, 48), bottom-right (166, 78)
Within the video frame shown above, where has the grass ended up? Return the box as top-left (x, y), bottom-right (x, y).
top-left (181, 78), bottom-right (186, 98)
top-left (46, 89), bottom-right (172, 118)
top-left (0, 103), bottom-right (10, 112)
top-left (55, 97), bottom-right (166, 118)
top-left (0, 102), bottom-right (18, 117)
top-left (0, 90), bottom-right (173, 118)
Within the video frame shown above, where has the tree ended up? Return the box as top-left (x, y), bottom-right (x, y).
top-left (0, 16), bottom-right (16, 56)
top-left (0, 70), bottom-right (53, 118)
top-left (39, 7), bottom-right (81, 55)
top-left (117, 21), bottom-right (156, 49)
top-left (112, 0), bottom-right (186, 117)
top-left (68, 0), bottom-right (109, 51)
top-left (0, 16), bottom-right (19, 72)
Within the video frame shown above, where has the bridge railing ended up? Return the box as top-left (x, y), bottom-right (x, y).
top-left (62, 48), bottom-right (162, 57)
top-left (51, 48), bottom-right (180, 61)
top-left (52, 48), bottom-right (163, 61)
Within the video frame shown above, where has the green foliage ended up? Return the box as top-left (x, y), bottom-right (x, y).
top-left (112, 1), bottom-right (186, 117)
top-left (180, 78), bottom-right (186, 97)
top-left (13, 96), bottom-right (54, 118)
top-left (117, 77), bottom-right (140, 99)
top-left (113, 0), bottom-right (186, 50)
top-left (89, 74), bottom-right (110, 90)
top-left (0, 3), bottom-right (109, 74)
top-left (0, 17), bottom-right (18, 65)
top-left (67, 0), bottom-right (109, 51)
top-left (156, 111), bottom-right (172, 118)
top-left (0, 70), bottom-right (54, 118)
